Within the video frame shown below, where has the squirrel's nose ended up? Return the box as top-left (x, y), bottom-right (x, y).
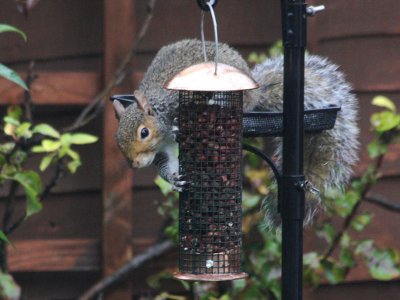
top-left (132, 160), bottom-right (140, 168)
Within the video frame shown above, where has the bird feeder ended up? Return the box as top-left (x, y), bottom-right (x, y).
top-left (165, 62), bottom-right (258, 281)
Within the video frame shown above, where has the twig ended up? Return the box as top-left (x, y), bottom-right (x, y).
top-left (5, 159), bottom-right (67, 236)
top-left (4, 215), bottom-right (24, 235)
top-left (0, 181), bottom-right (19, 272)
top-left (365, 194), bottom-right (400, 213)
top-left (40, 159), bottom-right (66, 201)
top-left (321, 154), bottom-right (385, 261)
top-left (66, 0), bottom-right (158, 132)
top-left (23, 60), bottom-right (38, 122)
top-left (78, 240), bottom-right (174, 300)
top-left (2, 181), bottom-right (19, 232)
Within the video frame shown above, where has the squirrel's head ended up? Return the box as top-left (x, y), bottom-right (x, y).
top-left (113, 90), bottom-right (163, 169)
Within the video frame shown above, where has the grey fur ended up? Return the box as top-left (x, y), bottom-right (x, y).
top-left (114, 39), bottom-right (359, 227)
top-left (251, 55), bottom-right (359, 227)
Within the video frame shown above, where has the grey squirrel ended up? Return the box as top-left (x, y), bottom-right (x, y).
top-left (113, 39), bottom-right (359, 226)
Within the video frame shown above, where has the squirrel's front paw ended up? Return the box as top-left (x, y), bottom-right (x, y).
top-left (171, 172), bottom-right (186, 192)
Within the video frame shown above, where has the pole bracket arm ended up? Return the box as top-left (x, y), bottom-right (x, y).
top-left (280, 175), bottom-right (305, 220)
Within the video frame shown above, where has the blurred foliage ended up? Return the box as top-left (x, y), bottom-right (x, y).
top-left (0, 24), bottom-right (28, 90)
top-left (151, 43), bottom-right (400, 299)
top-left (0, 104), bottom-right (98, 242)
top-left (0, 271), bottom-right (20, 300)
top-left (247, 41), bottom-right (283, 66)
top-left (0, 24), bottom-right (98, 298)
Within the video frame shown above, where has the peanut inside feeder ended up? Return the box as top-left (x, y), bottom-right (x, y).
top-left (165, 62), bottom-right (258, 281)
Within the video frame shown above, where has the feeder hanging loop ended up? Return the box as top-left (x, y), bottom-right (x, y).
top-left (196, 0), bottom-right (218, 11)
top-left (200, 1), bottom-right (219, 75)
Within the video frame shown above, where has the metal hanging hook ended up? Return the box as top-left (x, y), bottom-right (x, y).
top-left (197, 0), bottom-right (218, 11)
top-left (200, 1), bottom-right (219, 75)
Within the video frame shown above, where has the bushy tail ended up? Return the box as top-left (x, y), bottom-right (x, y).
top-left (249, 55), bottom-right (359, 227)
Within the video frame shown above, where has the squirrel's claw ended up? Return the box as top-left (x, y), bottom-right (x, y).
top-left (172, 117), bottom-right (180, 143)
top-left (171, 173), bottom-right (187, 192)
top-left (172, 125), bottom-right (180, 143)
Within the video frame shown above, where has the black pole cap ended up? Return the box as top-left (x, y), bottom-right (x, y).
top-left (196, 0), bottom-right (218, 11)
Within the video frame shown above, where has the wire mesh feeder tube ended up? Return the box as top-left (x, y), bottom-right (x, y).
top-left (176, 91), bottom-right (247, 281)
top-left (164, 61), bottom-right (258, 281)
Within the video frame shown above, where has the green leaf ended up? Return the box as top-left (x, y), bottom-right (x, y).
top-left (12, 171), bottom-right (43, 217)
top-left (155, 176), bottom-right (173, 196)
top-left (16, 122), bottom-right (32, 138)
top-left (62, 133), bottom-right (98, 145)
top-left (304, 266), bottom-right (321, 287)
top-left (268, 40), bottom-right (284, 57)
top-left (67, 160), bottom-right (81, 174)
top-left (340, 232), bottom-right (350, 247)
top-left (10, 149), bottom-right (28, 166)
top-left (0, 230), bottom-right (10, 244)
top-left (232, 278), bottom-right (247, 294)
top-left (368, 249), bottom-right (400, 280)
top-left (66, 149), bottom-right (80, 161)
top-left (303, 252), bottom-right (321, 269)
top-left (33, 123), bottom-right (60, 138)
top-left (0, 63), bottom-right (28, 90)
top-left (243, 194), bottom-right (261, 210)
top-left (0, 24), bottom-right (27, 41)
top-left (321, 260), bottom-right (347, 284)
top-left (3, 116), bottom-right (20, 126)
top-left (25, 192), bottom-right (42, 217)
top-left (0, 271), bottom-right (21, 300)
top-left (1, 164), bottom-right (17, 177)
top-left (355, 239), bottom-right (374, 255)
top-left (317, 223), bottom-right (336, 244)
top-left (39, 153), bottom-right (55, 171)
top-left (147, 270), bottom-right (189, 293)
top-left (41, 139), bottom-right (61, 152)
top-left (164, 224), bottom-right (178, 243)
top-left (367, 139), bottom-right (388, 158)
top-left (351, 212), bottom-right (373, 232)
top-left (340, 248), bottom-right (355, 268)
top-left (7, 106), bottom-right (22, 120)
top-left (0, 143), bottom-right (15, 154)
top-left (370, 111), bottom-right (400, 132)
top-left (219, 294), bottom-right (231, 300)
top-left (31, 145), bottom-right (45, 153)
top-left (372, 95), bottom-right (396, 112)
top-left (333, 190), bottom-right (360, 217)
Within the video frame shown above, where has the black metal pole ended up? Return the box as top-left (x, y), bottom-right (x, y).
top-left (280, 0), bottom-right (306, 300)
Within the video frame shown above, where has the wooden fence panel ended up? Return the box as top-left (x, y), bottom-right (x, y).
top-left (0, 0), bottom-right (103, 63)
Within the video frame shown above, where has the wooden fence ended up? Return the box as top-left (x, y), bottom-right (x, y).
top-left (0, 0), bottom-right (399, 298)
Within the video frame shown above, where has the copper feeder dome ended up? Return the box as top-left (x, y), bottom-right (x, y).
top-left (164, 62), bottom-right (258, 92)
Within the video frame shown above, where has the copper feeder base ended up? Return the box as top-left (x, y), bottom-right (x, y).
top-left (174, 272), bottom-right (248, 282)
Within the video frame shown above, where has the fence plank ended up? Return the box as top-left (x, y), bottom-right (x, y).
top-left (102, 0), bottom-right (136, 299)
top-left (0, 72), bottom-right (100, 105)
top-left (9, 238), bottom-right (100, 272)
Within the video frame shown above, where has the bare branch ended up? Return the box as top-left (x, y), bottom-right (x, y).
top-left (66, 0), bottom-right (158, 132)
top-left (0, 181), bottom-right (19, 272)
top-left (23, 61), bottom-right (38, 122)
top-left (365, 194), bottom-right (400, 213)
top-left (78, 240), bottom-right (174, 300)
top-left (40, 159), bottom-right (66, 201)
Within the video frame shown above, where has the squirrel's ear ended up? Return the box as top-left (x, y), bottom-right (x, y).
top-left (113, 100), bottom-right (126, 120)
top-left (133, 90), bottom-right (154, 116)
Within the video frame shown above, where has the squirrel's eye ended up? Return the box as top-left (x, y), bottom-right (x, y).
top-left (140, 127), bottom-right (150, 139)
